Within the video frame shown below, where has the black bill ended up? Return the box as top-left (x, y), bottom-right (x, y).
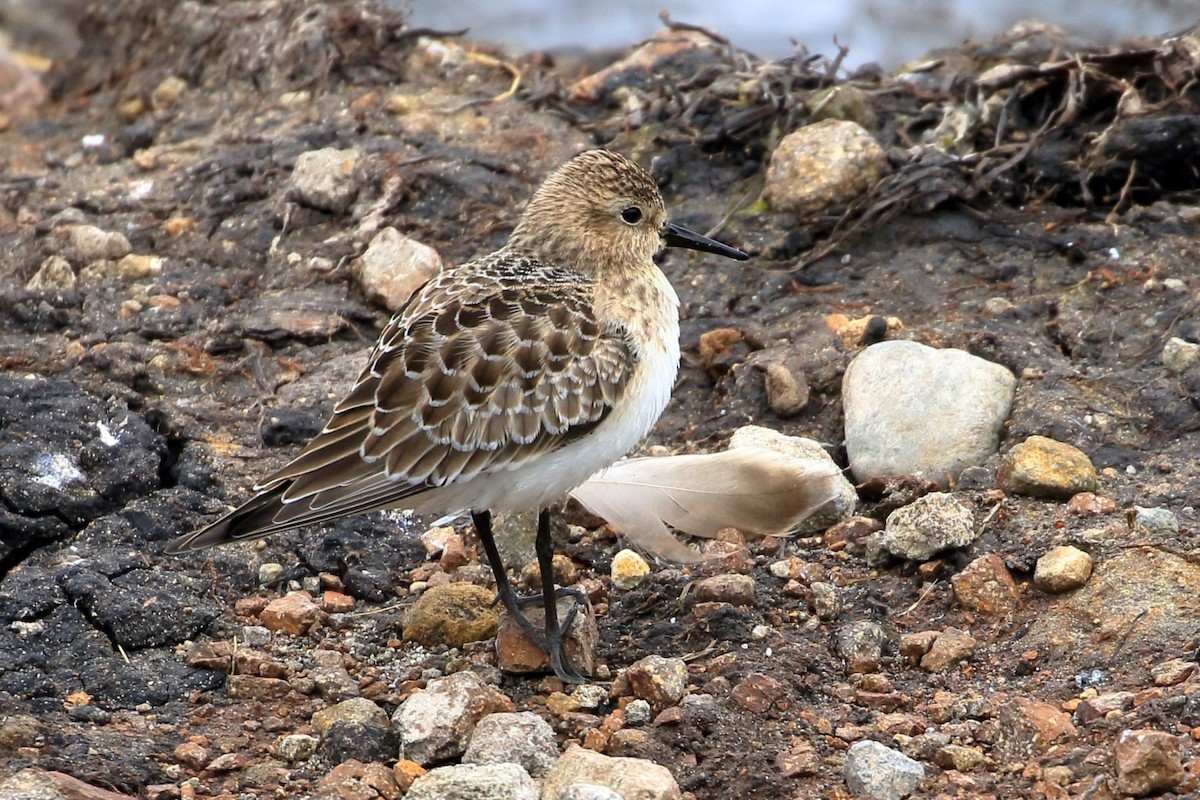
top-left (662, 222), bottom-right (749, 261)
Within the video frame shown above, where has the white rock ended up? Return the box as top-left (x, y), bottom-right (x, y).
top-left (67, 224), bottom-right (132, 261)
top-left (542, 746), bottom-right (681, 800)
top-left (764, 120), bottom-right (889, 216)
top-left (843, 340), bottom-right (1015, 486)
top-left (406, 762), bottom-right (538, 800)
top-left (729, 425), bottom-right (856, 532)
top-left (844, 740), bottom-right (926, 800)
top-left (462, 711), bottom-right (558, 777)
top-left (351, 227), bottom-right (443, 311)
top-left (1163, 337), bottom-right (1199, 374)
top-left (290, 147), bottom-right (362, 213)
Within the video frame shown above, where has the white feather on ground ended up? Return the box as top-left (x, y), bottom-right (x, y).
top-left (569, 446), bottom-right (845, 563)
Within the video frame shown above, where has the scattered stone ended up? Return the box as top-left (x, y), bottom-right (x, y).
top-left (1113, 729), bottom-right (1184, 796)
top-left (694, 573), bottom-right (755, 605)
top-left (351, 227), bottom-right (443, 311)
top-left (25, 255), bottom-right (76, 291)
top-left (899, 631), bottom-right (939, 664)
top-left (764, 119), bottom-right (889, 216)
top-left (316, 760), bottom-right (400, 800)
top-left (151, 76), bottom-right (188, 109)
top-left (205, 752), bottom-right (245, 772)
top-left (951, 553), bottom-right (1019, 618)
top-left (1163, 336), bottom-right (1200, 374)
top-left (810, 581), bottom-right (842, 620)
top-left (573, 684), bottom-right (608, 710)
top-left (496, 594), bottom-right (598, 678)
top-left (880, 492), bottom-right (975, 561)
top-left (406, 762), bottom-right (538, 800)
top-left (611, 549), bottom-right (651, 590)
top-left (0, 768), bottom-right (136, 799)
top-left (624, 699), bottom-right (652, 725)
top-left (439, 532), bottom-right (469, 572)
top-left (843, 740), bottom-right (926, 800)
top-left (996, 697), bottom-right (1077, 758)
top-left (920, 628), bottom-right (976, 672)
top-left (115, 253), bottom-right (164, 280)
top-left (1074, 691), bottom-right (1135, 723)
top-left (321, 590), bottom-right (355, 613)
top-left (825, 313), bottom-right (904, 347)
top-left (290, 147), bottom-right (362, 213)
top-left (728, 425), bottom-right (857, 531)
top-left (1034, 545), bottom-right (1093, 593)
top-left (842, 341), bottom-right (1016, 486)
top-left (394, 759), bottom-right (426, 792)
top-left (542, 745), bottom-right (681, 800)
top-left (392, 671), bottom-right (513, 765)
top-left (463, 711), bottom-right (559, 777)
top-left (173, 740), bottom-right (210, 770)
top-left (776, 739), bottom-right (821, 778)
top-left (68, 224), bottom-right (132, 261)
top-left (312, 696), bottom-right (394, 763)
top-left (934, 744), bottom-right (984, 771)
top-left (1152, 658), bottom-right (1197, 686)
top-left (259, 591), bottom-right (321, 635)
top-left (277, 733), bottom-right (318, 762)
top-left (730, 672), bottom-right (786, 713)
top-left (1067, 492), bottom-right (1116, 516)
top-left (258, 562), bottom-right (285, 584)
top-left (402, 582), bottom-right (498, 649)
top-left (763, 361), bottom-right (809, 417)
top-left (997, 435), bottom-right (1098, 499)
top-left (1132, 506), bottom-right (1179, 535)
top-left (835, 621), bottom-right (885, 672)
top-left (625, 655), bottom-right (688, 708)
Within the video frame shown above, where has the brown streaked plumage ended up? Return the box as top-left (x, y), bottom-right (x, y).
top-left (166, 149), bottom-right (748, 681)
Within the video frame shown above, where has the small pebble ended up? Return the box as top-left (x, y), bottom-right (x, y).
top-left (610, 549), bottom-right (650, 590)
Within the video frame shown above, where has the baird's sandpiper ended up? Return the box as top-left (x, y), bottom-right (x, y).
top-left (167, 149), bottom-right (749, 681)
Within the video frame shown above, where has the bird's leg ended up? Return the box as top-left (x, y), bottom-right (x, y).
top-left (535, 507), bottom-right (586, 683)
top-left (472, 510), bottom-right (545, 647)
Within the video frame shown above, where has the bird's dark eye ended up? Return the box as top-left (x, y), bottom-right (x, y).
top-left (620, 206), bottom-right (643, 224)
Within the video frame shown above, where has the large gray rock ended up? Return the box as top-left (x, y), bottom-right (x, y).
top-left (843, 740), bottom-right (926, 800)
top-left (391, 671), bottom-right (512, 765)
top-left (406, 763), bottom-right (538, 800)
top-left (843, 341), bottom-right (1015, 486)
top-left (880, 492), bottom-right (975, 561)
top-left (462, 711), bottom-right (558, 777)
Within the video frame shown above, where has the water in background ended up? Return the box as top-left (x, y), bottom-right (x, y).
top-left (407, 0), bottom-right (1198, 67)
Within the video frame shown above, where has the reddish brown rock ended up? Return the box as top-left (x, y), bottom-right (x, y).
top-left (172, 740), bottom-right (210, 770)
top-left (1114, 729), bottom-right (1184, 796)
top-left (694, 573), bottom-right (756, 606)
top-left (260, 590), bottom-right (322, 635)
top-left (321, 590), bottom-right (356, 613)
top-left (997, 696), bottom-right (1078, 758)
top-left (731, 673), bottom-right (786, 713)
top-left (920, 628), bottom-right (976, 672)
top-left (496, 594), bottom-right (597, 678)
top-left (951, 553), bottom-right (1019, 618)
